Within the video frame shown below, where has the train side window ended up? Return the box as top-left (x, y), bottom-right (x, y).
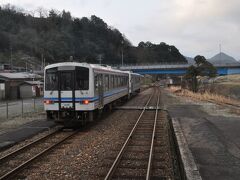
top-left (117, 76), bottom-right (120, 87)
top-left (114, 75), bottom-right (117, 88)
top-left (117, 76), bottom-right (120, 88)
top-left (76, 67), bottom-right (89, 90)
top-left (94, 74), bottom-right (98, 94)
top-left (105, 75), bottom-right (109, 91)
top-left (110, 75), bottom-right (113, 90)
top-left (113, 75), bottom-right (115, 89)
top-left (121, 76), bottom-right (123, 86)
top-left (108, 75), bottom-right (110, 90)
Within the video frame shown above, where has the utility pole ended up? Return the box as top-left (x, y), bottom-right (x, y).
top-left (41, 53), bottom-right (43, 71)
top-left (10, 46), bottom-right (13, 70)
top-left (98, 54), bottom-right (102, 65)
top-left (99, 55), bottom-right (102, 65)
top-left (121, 40), bottom-right (124, 66)
top-left (70, 56), bottom-right (73, 62)
top-left (25, 62), bottom-right (27, 72)
top-left (9, 37), bottom-right (13, 70)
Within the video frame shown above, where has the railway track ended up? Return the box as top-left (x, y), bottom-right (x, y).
top-left (104, 87), bottom-right (174, 179)
top-left (0, 127), bottom-right (78, 180)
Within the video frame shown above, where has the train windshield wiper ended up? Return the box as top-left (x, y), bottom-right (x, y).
top-left (50, 84), bottom-right (57, 95)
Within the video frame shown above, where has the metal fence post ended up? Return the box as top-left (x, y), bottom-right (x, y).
top-left (21, 99), bottom-right (23, 117)
top-left (33, 98), bottom-right (36, 112)
top-left (6, 100), bottom-right (8, 119)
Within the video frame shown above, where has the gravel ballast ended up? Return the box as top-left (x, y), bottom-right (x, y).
top-left (10, 89), bottom-right (153, 179)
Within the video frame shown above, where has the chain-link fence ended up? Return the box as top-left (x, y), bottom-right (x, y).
top-left (0, 98), bottom-right (44, 120)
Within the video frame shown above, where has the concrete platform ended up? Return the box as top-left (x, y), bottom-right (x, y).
top-left (0, 120), bottom-right (56, 150)
top-left (163, 90), bottom-right (240, 180)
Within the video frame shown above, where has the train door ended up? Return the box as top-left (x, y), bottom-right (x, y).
top-left (131, 76), bottom-right (134, 93)
top-left (98, 74), bottom-right (104, 108)
top-left (59, 70), bottom-right (75, 110)
top-left (127, 76), bottom-right (130, 98)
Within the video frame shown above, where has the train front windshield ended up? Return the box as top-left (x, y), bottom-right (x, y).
top-left (45, 66), bottom-right (89, 91)
top-left (45, 68), bottom-right (58, 90)
top-left (60, 72), bottom-right (73, 90)
top-left (75, 67), bottom-right (89, 90)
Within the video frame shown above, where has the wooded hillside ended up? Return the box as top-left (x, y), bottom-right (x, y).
top-left (0, 4), bottom-right (187, 68)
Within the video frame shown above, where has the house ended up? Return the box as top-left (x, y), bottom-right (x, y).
top-left (19, 81), bottom-right (43, 98)
top-left (0, 72), bottom-right (43, 100)
top-left (0, 64), bottom-right (11, 71)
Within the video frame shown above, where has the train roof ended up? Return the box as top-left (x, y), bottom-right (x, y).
top-left (45, 62), bottom-right (129, 75)
top-left (130, 72), bottom-right (143, 77)
top-left (125, 70), bottom-right (143, 77)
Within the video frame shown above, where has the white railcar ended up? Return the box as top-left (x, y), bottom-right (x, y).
top-left (44, 62), bottom-right (130, 124)
top-left (129, 72), bottom-right (141, 95)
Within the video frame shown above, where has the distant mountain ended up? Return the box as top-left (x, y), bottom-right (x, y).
top-left (209, 52), bottom-right (239, 64)
top-left (185, 53), bottom-right (240, 65)
top-left (185, 56), bottom-right (195, 64)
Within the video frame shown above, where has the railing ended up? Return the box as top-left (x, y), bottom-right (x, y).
top-left (110, 61), bottom-right (187, 68)
top-left (0, 97), bottom-right (44, 120)
top-left (111, 62), bottom-right (240, 70)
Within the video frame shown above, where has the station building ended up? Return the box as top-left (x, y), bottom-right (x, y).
top-left (0, 72), bottom-right (43, 100)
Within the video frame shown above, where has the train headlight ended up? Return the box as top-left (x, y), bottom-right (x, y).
top-left (81, 100), bottom-right (89, 105)
top-left (44, 100), bottom-right (54, 104)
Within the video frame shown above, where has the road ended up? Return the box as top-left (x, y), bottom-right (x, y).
top-left (162, 90), bottom-right (240, 180)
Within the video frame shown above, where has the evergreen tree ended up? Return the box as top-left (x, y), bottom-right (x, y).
top-left (185, 55), bottom-right (217, 92)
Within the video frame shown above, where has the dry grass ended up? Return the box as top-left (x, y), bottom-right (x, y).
top-left (214, 74), bottom-right (240, 83)
top-left (168, 86), bottom-right (240, 108)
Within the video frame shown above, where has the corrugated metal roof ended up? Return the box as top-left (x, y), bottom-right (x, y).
top-left (23, 81), bottom-right (43, 85)
top-left (0, 72), bottom-right (42, 79)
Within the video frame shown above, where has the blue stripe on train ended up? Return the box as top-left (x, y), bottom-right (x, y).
top-left (44, 87), bottom-right (127, 102)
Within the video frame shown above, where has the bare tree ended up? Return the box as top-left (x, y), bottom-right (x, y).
top-left (28, 10), bottom-right (36, 17)
top-left (35, 7), bottom-right (48, 18)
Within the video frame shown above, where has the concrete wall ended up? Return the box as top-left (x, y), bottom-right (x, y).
top-left (20, 85), bottom-right (34, 98)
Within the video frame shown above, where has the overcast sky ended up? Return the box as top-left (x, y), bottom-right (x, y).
top-left (1, 0), bottom-right (240, 60)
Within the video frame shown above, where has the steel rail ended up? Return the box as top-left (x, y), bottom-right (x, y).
top-left (0, 130), bottom-right (78, 180)
top-left (104, 88), bottom-right (156, 180)
top-left (146, 90), bottom-right (160, 180)
top-left (0, 127), bottom-right (62, 164)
